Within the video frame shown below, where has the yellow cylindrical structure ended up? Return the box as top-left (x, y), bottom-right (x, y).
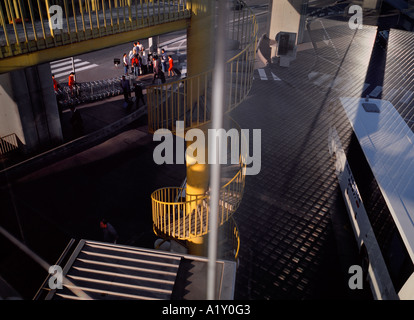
top-left (184, 0), bottom-right (214, 256)
top-left (185, 134), bottom-right (209, 256)
top-left (186, 0), bottom-right (214, 108)
top-left (187, 235), bottom-right (205, 256)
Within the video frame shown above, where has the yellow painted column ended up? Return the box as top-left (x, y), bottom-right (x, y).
top-left (186, 0), bottom-right (214, 108)
top-left (184, 0), bottom-right (214, 256)
top-left (185, 137), bottom-right (209, 256)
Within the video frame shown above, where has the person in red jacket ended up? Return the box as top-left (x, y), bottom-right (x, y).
top-left (131, 54), bottom-right (140, 77)
top-left (68, 72), bottom-right (76, 96)
top-left (52, 74), bottom-right (60, 92)
top-left (168, 55), bottom-right (176, 77)
top-left (68, 72), bottom-right (75, 87)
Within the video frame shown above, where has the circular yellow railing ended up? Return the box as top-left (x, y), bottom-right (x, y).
top-left (151, 163), bottom-right (245, 240)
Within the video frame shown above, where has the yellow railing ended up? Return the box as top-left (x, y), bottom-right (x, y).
top-left (0, 0), bottom-right (191, 59)
top-left (0, 133), bottom-right (19, 155)
top-left (224, 216), bottom-right (240, 261)
top-left (151, 164), bottom-right (245, 240)
top-left (147, 0), bottom-right (258, 133)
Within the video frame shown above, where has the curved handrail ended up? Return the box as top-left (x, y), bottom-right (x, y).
top-left (151, 161), bottom-right (245, 240)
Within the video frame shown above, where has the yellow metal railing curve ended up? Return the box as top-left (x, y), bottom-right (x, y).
top-left (151, 164), bottom-right (245, 240)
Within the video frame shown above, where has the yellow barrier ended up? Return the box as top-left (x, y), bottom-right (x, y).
top-left (151, 164), bottom-right (245, 240)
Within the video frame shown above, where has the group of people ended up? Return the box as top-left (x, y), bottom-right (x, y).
top-left (122, 41), bottom-right (177, 82)
top-left (150, 49), bottom-right (177, 84)
top-left (123, 41), bottom-right (146, 77)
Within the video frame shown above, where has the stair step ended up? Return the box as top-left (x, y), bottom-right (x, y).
top-left (52, 241), bottom-right (183, 300)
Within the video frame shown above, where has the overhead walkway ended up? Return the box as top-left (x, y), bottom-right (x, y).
top-left (0, 0), bottom-right (191, 72)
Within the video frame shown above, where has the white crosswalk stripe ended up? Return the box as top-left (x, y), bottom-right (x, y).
top-left (271, 72), bottom-right (281, 81)
top-left (258, 68), bottom-right (267, 80)
top-left (313, 73), bottom-right (331, 86)
top-left (308, 71), bottom-right (345, 89)
top-left (254, 69), bottom-right (281, 81)
top-left (50, 58), bottom-right (98, 80)
top-left (369, 85), bottom-right (382, 97)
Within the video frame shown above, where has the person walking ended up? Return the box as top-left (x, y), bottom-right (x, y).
top-left (122, 53), bottom-right (129, 75)
top-left (134, 82), bottom-right (146, 108)
top-left (151, 56), bottom-right (160, 84)
top-left (168, 55), bottom-right (176, 77)
top-left (100, 219), bottom-right (119, 244)
top-left (161, 49), bottom-right (167, 73)
top-left (141, 52), bottom-right (148, 75)
top-left (120, 75), bottom-right (131, 107)
top-left (136, 40), bottom-right (144, 53)
top-left (68, 72), bottom-right (76, 96)
top-left (52, 74), bottom-right (60, 92)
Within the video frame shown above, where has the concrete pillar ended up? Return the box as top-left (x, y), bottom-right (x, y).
top-left (4, 63), bottom-right (63, 153)
top-left (268, 0), bottom-right (308, 44)
top-left (0, 73), bottom-right (25, 146)
top-left (148, 36), bottom-right (158, 54)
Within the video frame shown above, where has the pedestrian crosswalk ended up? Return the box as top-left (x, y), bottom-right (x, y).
top-left (308, 71), bottom-right (414, 105)
top-left (254, 68), bottom-right (281, 81)
top-left (50, 58), bottom-right (98, 81)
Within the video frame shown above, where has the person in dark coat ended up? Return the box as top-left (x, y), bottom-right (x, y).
top-left (100, 219), bottom-right (119, 243)
top-left (134, 82), bottom-right (146, 108)
top-left (120, 75), bottom-right (131, 104)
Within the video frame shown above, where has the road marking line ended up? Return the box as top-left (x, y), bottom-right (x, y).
top-left (313, 73), bottom-right (331, 86)
top-left (51, 61), bottom-right (91, 74)
top-left (258, 69), bottom-right (267, 80)
top-left (53, 64), bottom-right (98, 78)
top-left (50, 59), bottom-right (82, 68)
top-left (271, 72), bottom-right (281, 81)
top-left (369, 85), bottom-right (382, 97)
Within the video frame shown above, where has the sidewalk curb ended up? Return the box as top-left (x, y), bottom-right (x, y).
top-left (0, 106), bottom-right (147, 186)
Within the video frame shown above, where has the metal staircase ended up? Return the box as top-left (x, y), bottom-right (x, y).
top-left (41, 239), bottom-right (236, 300)
top-left (148, 0), bottom-right (257, 261)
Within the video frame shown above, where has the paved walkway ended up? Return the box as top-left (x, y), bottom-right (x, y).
top-left (229, 17), bottom-right (381, 299)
